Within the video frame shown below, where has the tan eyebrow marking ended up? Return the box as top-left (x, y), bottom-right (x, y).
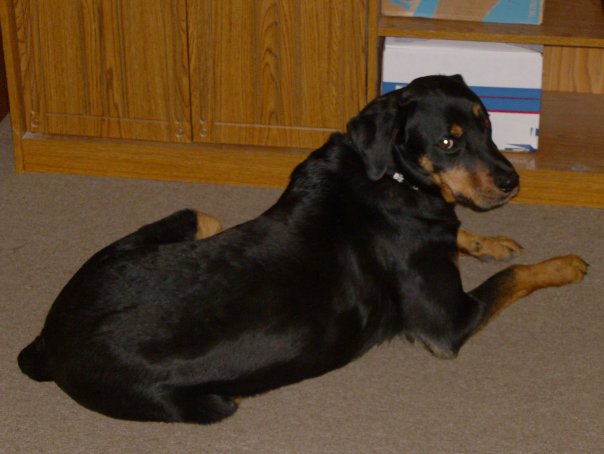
top-left (450, 123), bottom-right (463, 138)
top-left (472, 104), bottom-right (482, 118)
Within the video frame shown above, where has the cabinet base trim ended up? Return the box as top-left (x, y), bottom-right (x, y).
top-left (17, 133), bottom-right (604, 208)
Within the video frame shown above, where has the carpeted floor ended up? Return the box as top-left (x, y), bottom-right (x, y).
top-left (1, 115), bottom-right (603, 453)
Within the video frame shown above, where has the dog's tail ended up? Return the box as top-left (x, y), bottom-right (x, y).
top-left (18, 335), bottom-right (52, 382)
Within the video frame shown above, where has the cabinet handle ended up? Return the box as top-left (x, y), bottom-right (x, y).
top-left (30, 111), bottom-right (40, 130)
top-left (199, 120), bottom-right (209, 138)
top-left (174, 121), bottom-right (185, 139)
top-left (199, 120), bottom-right (208, 138)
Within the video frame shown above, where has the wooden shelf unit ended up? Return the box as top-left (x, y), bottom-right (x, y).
top-left (2, 0), bottom-right (603, 208)
top-left (371, 0), bottom-right (604, 208)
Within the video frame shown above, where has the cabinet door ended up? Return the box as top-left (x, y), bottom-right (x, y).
top-left (16, 0), bottom-right (191, 142)
top-left (190, 0), bottom-right (368, 148)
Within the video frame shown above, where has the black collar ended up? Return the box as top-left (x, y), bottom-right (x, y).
top-left (342, 134), bottom-right (422, 192)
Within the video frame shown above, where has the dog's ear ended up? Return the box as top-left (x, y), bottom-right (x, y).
top-left (347, 93), bottom-right (405, 181)
top-left (450, 74), bottom-right (466, 85)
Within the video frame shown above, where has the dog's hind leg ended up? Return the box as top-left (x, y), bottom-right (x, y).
top-left (457, 229), bottom-right (522, 261)
top-left (195, 211), bottom-right (223, 239)
top-left (67, 381), bottom-right (238, 424)
top-left (160, 385), bottom-right (240, 424)
top-left (106, 209), bottom-right (222, 253)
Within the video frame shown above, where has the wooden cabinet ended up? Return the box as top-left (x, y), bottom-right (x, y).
top-left (0, 34), bottom-right (8, 119)
top-left (189, 0), bottom-right (367, 148)
top-left (15, 0), bottom-right (191, 142)
top-left (2, 0), bottom-right (366, 150)
top-left (1, 0), bottom-right (367, 187)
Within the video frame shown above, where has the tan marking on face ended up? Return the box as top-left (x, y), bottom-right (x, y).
top-left (420, 156), bottom-right (512, 208)
top-left (439, 166), bottom-right (476, 203)
top-left (419, 155), bottom-right (434, 172)
top-left (472, 104), bottom-right (483, 118)
top-left (472, 104), bottom-right (491, 128)
top-left (450, 124), bottom-right (463, 138)
top-left (419, 156), bottom-right (456, 203)
top-left (435, 173), bottom-right (457, 203)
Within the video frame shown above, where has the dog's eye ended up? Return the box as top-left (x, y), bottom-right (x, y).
top-left (437, 137), bottom-right (455, 151)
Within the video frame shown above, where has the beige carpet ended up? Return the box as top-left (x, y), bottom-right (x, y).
top-left (1, 115), bottom-right (603, 453)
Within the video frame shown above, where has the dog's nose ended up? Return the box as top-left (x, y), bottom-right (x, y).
top-left (495, 171), bottom-right (519, 193)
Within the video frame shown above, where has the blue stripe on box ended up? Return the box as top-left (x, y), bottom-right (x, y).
top-left (481, 97), bottom-right (541, 113)
top-left (382, 82), bottom-right (407, 93)
top-left (415, 0), bottom-right (439, 17)
top-left (471, 86), bottom-right (541, 99)
top-left (505, 144), bottom-right (537, 152)
top-left (484, 0), bottom-right (543, 25)
top-left (382, 82), bottom-right (541, 113)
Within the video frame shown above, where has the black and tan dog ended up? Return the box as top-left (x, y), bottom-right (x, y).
top-left (18, 75), bottom-right (587, 424)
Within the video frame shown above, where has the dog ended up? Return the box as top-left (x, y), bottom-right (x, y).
top-left (18, 75), bottom-right (587, 424)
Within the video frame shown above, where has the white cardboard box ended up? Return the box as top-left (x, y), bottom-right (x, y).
top-left (382, 38), bottom-right (543, 151)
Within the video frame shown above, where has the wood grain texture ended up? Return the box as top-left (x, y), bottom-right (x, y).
top-left (20, 132), bottom-right (308, 187)
top-left (503, 92), bottom-right (604, 174)
top-left (543, 47), bottom-right (604, 94)
top-left (15, 0), bottom-right (191, 142)
top-left (537, 92), bottom-right (604, 172)
top-left (0, 35), bottom-right (9, 119)
top-left (514, 168), bottom-right (604, 208)
top-left (189, 0), bottom-right (368, 148)
top-left (0, 0), bottom-right (25, 170)
top-left (366, 0), bottom-right (381, 97)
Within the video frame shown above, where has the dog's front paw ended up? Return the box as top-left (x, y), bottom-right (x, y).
top-left (537, 255), bottom-right (589, 286)
top-left (470, 236), bottom-right (523, 261)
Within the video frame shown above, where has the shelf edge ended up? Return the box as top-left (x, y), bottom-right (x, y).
top-left (514, 168), bottom-right (604, 208)
top-left (17, 134), bottom-right (604, 209)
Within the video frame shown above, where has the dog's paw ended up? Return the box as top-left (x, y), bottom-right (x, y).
top-left (469, 236), bottom-right (523, 261)
top-left (538, 255), bottom-right (589, 286)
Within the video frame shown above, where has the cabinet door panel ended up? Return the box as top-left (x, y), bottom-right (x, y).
top-left (190, 0), bottom-right (367, 148)
top-left (16, 0), bottom-right (191, 142)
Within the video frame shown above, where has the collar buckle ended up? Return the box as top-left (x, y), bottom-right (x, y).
top-left (392, 172), bottom-right (419, 191)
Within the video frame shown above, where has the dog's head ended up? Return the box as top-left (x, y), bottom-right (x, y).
top-left (347, 75), bottom-right (519, 210)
